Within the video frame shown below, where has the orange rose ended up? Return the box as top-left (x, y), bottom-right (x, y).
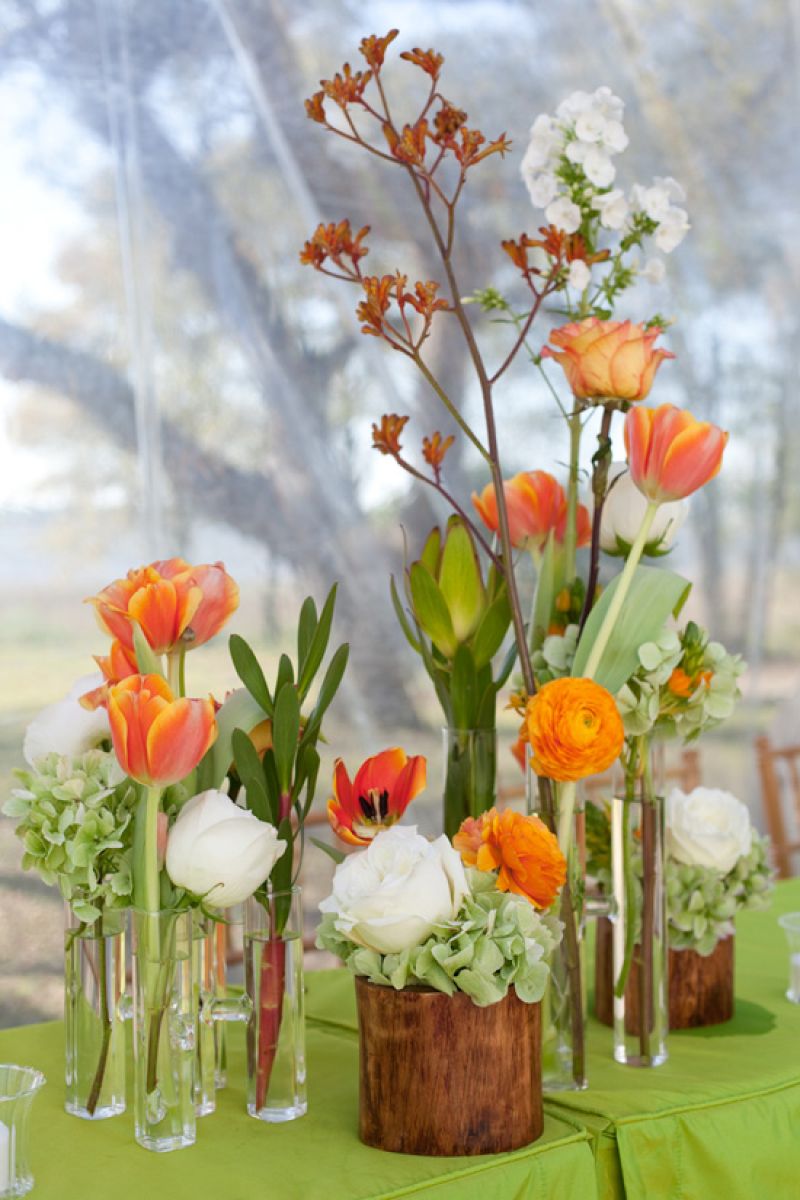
top-left (456, 808), bottom-right (566, 909)
top-left (541, 318), bottom-right (674, 402)
top-left (525, 678), bottom-right (624, 783)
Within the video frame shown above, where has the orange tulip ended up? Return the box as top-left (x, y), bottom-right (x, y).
top-left (624, 404), bottom-right (728, 503)
top-left (88, 558), bottom-right (239, 656)
top-left (541, 318), bottom-right (674, 402)
top-left (327, 748), bottom-right (427, 846)
top-left (455, 808), bottom-right (567, 909)
top-left (107, 673), bottom-right (217, 787)
top-left (80, 639), bottom-right (139, 710)
top-left (472, 470), bottom-right (590, 552)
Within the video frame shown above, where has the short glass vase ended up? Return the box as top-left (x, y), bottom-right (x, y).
top-left (0, 1065), bottom-right (45, 1199)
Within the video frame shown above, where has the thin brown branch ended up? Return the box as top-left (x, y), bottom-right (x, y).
top-left (393, 454), bottom-right (503, 571)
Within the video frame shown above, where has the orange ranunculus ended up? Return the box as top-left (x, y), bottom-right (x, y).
top-left (525, 678), bottom-right (624, 783)
top-left (541, 318), bottom-right (674, 402)
top-left (624, 404), bottom-right (728, 504)
top-left (472, 470), bottom-right (590, 552)
top-left (457, 807), bottom-right (566, 909)
top-left (88, 558), bottom-right (239, 656)
top-left (107, 674), bottom-right (217, 787)
top-left (327, 748), bottom-right (427, 846)
top-left (510, 732), bottom-right (528, 774)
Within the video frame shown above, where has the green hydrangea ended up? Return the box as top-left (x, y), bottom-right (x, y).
top-left (317, 868), bottom-right (563, 1006)
top-left (3, 749), bottom-right (137, 923)
top-left (531, 623), bottom-right (579, 683)
top-left (667, 833), bottom-right (774, 954)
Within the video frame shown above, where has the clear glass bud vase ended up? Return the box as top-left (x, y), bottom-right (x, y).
top-left (131, 910), bottom-right (196, 1152)
top-left (244, 889), bottom-right (306, 1122)
top-left (442, 726), bottom-right (497, 840)
top-left (64, 906), bottom-right (126, 1120)
top-left (610, 743), bottom-right (668, 1067)
top-left (193, 915), bottom-right (218, 1117)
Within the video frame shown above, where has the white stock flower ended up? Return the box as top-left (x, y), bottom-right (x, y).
top-left (522, 114), bottom-right (562, 171)
top-left (23, 675), bottom-right (111, 767)
top-left (582, 145), bottom-right (616, 187)
top-left (653, 175), bottom-right (686, 203)
top-left (593, 188), bottom-right (629, 230)
top-left (630, 182), bottom-right (672, 222)
top-left (592, 86), bottom-right (625, 122)
top-left (545, 195), bottom-right (581, 234)
top-left (524, 170), bottom-right (558, 208)
top-left (655, 207), bottom-right (690, 253)
top-left (165, 789), bottom-right (286, 907)
top-left (600, 464), bottom-right (687, 555)
top-left (567, 259), bottom-right (591, 292)
top-left (640, 257), bottom-right (666, 284)
top-left (318, 825), bottom-right (470, 956)
top-left (602, 119), bottom-right (629, 153)
top-left (565, 139), bottom-right (589, 166)
top-left (556, 90), bottom-right (594, 121)
top-left (574, 109), bottom-right (607, 143)
top-left (666, 787), bottom-right (753, 876)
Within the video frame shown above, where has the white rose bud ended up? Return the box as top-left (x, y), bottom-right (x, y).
top-left (23, 674), bottom-right (111, 766)
top-left (666, 787), bottom-right (753, 876)
top-left (318, 825), bottom-right (469, 955)
top-left (166, 789), bottom-right (286, 907)
top-left (600, 463), bottom-right (687, 555)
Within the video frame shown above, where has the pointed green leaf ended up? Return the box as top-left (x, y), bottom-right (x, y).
top-left (310, 836), bottom-right (346, 865)
top-left (199, 688), bottom-right (268, 791)
top-left (420, 526), bottom-right (442, 576)
top-left (451, 644), bottom-right (478, 730)
top-left (272, 684), bottom-right (301, 795)
top-left (572, 565), bottom-right (692, 693)
top-left (231, 728), bottom-right (270, 822)
top-left (470, 589), bottom-right (512, 669)
top-left (438, 519), bottom-right (485, 642)
top-left (229, 634), bottom-right (273, 715)
top-left (409, 562), bottom-right (458, 658)
top-left (297, 597), bottom-right (318, 672)
top-left (275, 653), bottom-right (295, 697)
top-left (390, 576), bottom-right (421, 653)
top-left (301, 643), bottom-right (349, 747)
top-left (297, 584), bottom-right (337, 700)
top-left (132, 622), bottom-right (163, 678)
top-left (495, 638), bottom-right (519, 690)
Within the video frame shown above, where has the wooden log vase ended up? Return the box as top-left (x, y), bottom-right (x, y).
top-left (594, 916), bottom-right (735, 1031)
top-left (355, 977), bottom-right (543, 1156)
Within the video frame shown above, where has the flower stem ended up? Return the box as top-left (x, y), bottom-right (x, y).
top-left (581, 502), bottom-right (659, 681)
top-left (562, 407), bottom-right (583, 581)
top-left (85, 918), bottom-right (112, 1116)
top-left (557, 781), bottom-right (577, 855)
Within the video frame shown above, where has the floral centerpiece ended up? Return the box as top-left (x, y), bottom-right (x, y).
top-left (318, 778), bottom-right (566, 1155)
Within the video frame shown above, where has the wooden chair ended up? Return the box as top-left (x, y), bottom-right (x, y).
top-left (756, 736), bottom-right (800, 879)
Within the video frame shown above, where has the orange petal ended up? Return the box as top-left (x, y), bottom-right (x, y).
top-left (145, 696), bottom-right (217, 786)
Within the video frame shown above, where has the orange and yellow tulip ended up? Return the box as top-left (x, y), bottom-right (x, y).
top-left (472, 470), bottom-right (590, 552)
top-left (107, 673), bottom-right (217, 787)
top-left (80, 639), bottom-right (139, 710)
top-left (624, 404), bottom-right (728, 503)
top-left (541, 318), bottom-right (674, 402)
top-left (88, 558), bottom-right (239, 656)
top-left (327, 748), bottom-right (427, 845)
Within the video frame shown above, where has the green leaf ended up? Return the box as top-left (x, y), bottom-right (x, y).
top-left (390, 575), bottom-right (421, 654)
top-left (495, 638), bottom-right (518, 690)
top-left (231, 728), bottom-right (270, 822)
top-left (419, 526), bottom-right (441, 576)
top-left (297, 596), bottom-right (318, 671)
top-left (572, 565), bottom-right (692, 693)
top-left (451, 644), bottom-right (478, 730)
top-left (132, 622), bottom-right (163, 677)
top-left (229, 635), bottom-right (273, 716)
top-left (309, 836), bottom-right (346, 865)
top-left (302, 643), bottom-right (349, 746)
top-left (297, 584), bottom-right (337, 700)
top-left (199, 688), bottom-right (268, 791)
top-left (272, 684), bottom-right (301, 795)
top-left (409, 562), bottom-right (458, 658)
top-left (438, 519), bottom-right (485, 642)
top-left (470, 589), bottom-right (511, 669)
top-left (275, 653), bottom-right (295, 697)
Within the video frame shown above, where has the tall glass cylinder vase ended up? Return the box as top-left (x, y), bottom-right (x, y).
top-left (244, 889), bottom-right (306, 1122)
top-left (64, 906), bottom-right (126, 1120)
top-left (532, 789), bottom-right (587, 1091)
top-left (131, 910), bottom-right (196, 1152)
top-left (192, 914), bottom-right (217, 1117)
top-left (442, 726), bottom-right (497, 840)
top-left (610, 742), bottom-right (668, 1067)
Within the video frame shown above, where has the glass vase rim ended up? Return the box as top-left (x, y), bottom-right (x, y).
top-left (778, 912), bottom-right (800, 934)
top-left (0, 1065), bottom-right (46, 1100)
top-left (440, 726), bottom-right (497, 735)
top-left (129, 905), bottom-right (194, 919)
top-left (247, 884), bottom-right (302, 901)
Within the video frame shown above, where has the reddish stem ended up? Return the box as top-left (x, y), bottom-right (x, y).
top-left (254, 933), bottom-right (287, 1112)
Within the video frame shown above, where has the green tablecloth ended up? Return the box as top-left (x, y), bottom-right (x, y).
top-left (307, 880), bottom-right (800, 1200)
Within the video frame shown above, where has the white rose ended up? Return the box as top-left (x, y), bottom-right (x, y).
top-left (318, 825), bottom-right (469, 955)
top-left (666, 787), bottom-right (753, 875)
top-left (567, 259), bottom-right (591, 292)
top-left (600, 463), bottom-right (687, 555)
top-left (593, 188), bottom-right (629, 230)
top-left (545, 195), bottom-right (581, 234)
top-left (165, 789), bottom-right (286, 907)
top-left (23, 674), bottom-right (110, 766)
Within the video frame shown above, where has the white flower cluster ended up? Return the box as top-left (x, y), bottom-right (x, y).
top-left (520, 86), bottom-right (690, 293)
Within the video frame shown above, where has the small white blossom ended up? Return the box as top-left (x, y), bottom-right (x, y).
top-left (630, 182), bottom-right (672, 222)
top-left (574, 109), bottom-right (607, 144)
top-left (593, 187), bottom-right (628, 230)
top-left (522, 114), bottom-right (562, 170)
top-left (556, 90), bottom-right (594, 121)
top-left (567, 259), bottom-right (591, 292)
top-left (654, 175), bottom-right (686, 203)
top-left (524, 170), bottom-right (559, 208)
top-left (583, 145), bottom-right (616, 187)
top-left (592, 86), bottom-right (625, 123)
top-left (565, 139), bottom-right (589, 166)
top-left (640, 257), bottom-right (666, 284)
top-left (602, 119), bottom-right (629, 153)
top-left (545, 195), bottom-right (581, 234)
top-left (655, 207), bottom-right (690, 253)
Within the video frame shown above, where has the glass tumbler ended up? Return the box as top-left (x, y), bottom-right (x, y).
top-left (0, 1065), bottom-right (45, 1198)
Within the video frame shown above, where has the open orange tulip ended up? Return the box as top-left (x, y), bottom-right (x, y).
top-left (624, 404), bottom-right (728, 503)
top-left (107, 673), bottom-right (217, 787)
top-left (327, 748), bottom-right (427, 845)
top-left (88, 557), bottom-right (239, 656)
top-left (541, 318), bottom-right (674, 402)
top-left (80, 639), bottom-right (140, 710)
top-left (472, 470), bottom-right (590, 552)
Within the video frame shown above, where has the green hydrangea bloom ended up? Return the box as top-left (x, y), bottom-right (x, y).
top-left (3, 749), bottom-right (137, 923)
top-left (317, 868), bottom-right (563, 1006)
top-left (531, 623), bottom-right (579, 683)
